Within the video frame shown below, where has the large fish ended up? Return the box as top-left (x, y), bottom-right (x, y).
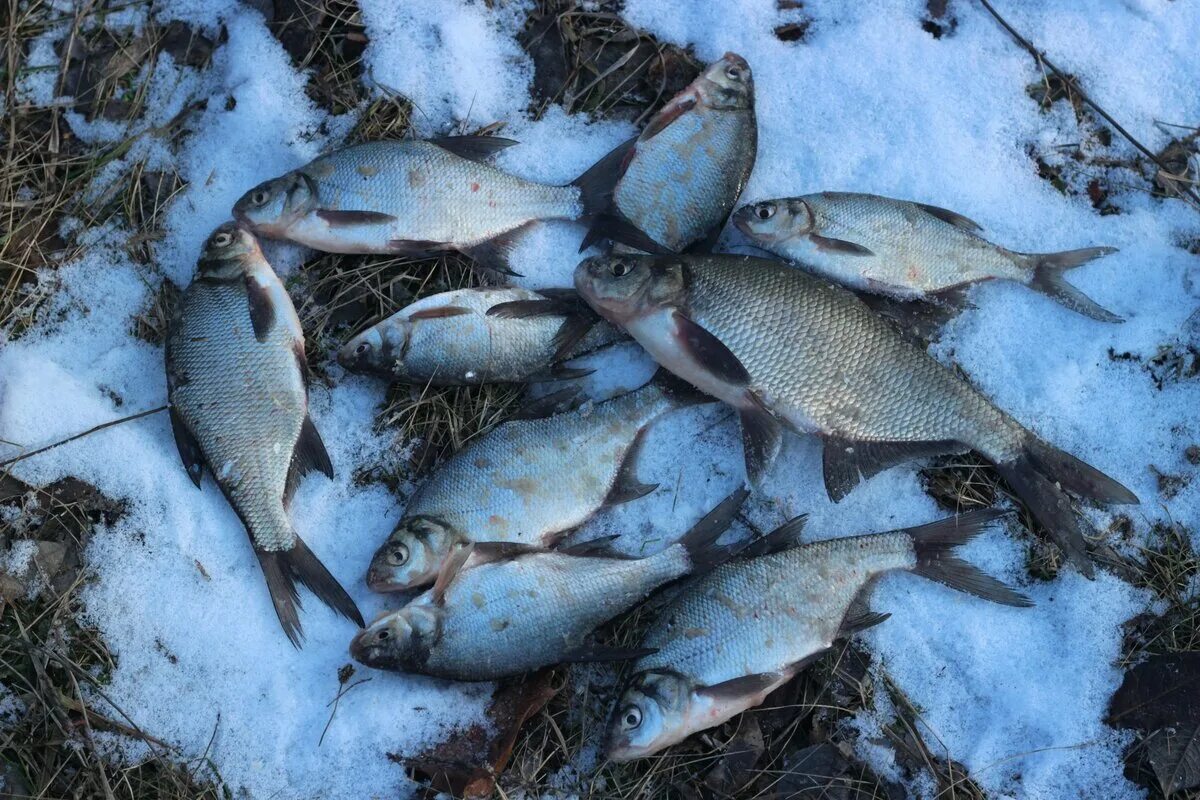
top-left (578, 53), bottom-right (757, 254)
top-left (232, 136), bottom-right (613, 276)
top-left (574, 253), bottom-right (1138, 575)
top-left (166, 223), bottom-right (363, 645)
top-left (350, 490), bottom-right (747, 680)
top-left (733, 192), bottom-right (1121, 322)
top-left (366, 379), bottom-right (705, 593)
top-left (337, 287), bottom-right (622, 385)
top-left (605, 509), bottom-right (1031, 761)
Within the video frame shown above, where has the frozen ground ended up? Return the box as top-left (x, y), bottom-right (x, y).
top-left (1, 0), bottom-right (1198, 798)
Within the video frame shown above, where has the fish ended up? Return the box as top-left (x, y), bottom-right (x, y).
top-left (350, 490), bottom-right (748, 680)
top-left (605, 509), bottom-right (1032, 761)
top-left (733, 192), bottom-right (1121, 322)
top-left (232, 136), bottom-right (615, 276)
top-left (574, 253), bottom-right (1139, 576)
top-left (165, 223), bottom-right (363, 645)
top-left (365, 378), bottom-right (706, 593)
top-left (577, 53), bottom-right (757, 254)
top-left (337, 287), bottom-right (623, 385)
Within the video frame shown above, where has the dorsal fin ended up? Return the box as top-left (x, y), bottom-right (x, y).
top-left (428, 135), bottom-right (519, 163)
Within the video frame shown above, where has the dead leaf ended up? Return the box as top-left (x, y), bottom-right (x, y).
top-left (1108, 652), bottom-right (1200, 795)
top-left (704, 714), bottom-right (764, 797)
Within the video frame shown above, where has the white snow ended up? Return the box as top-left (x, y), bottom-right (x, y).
top-left (1, 0), bottom-right (1198, 798)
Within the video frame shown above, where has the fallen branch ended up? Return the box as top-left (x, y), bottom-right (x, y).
top-left (0, 405), bottom-right (168, 468)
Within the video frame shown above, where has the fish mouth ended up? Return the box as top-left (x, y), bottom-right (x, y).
top-left (731, 208), bottom-right (754, 237)
top-left (365, 565), bottom-right (408, 593)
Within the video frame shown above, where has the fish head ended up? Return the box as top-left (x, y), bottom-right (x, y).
top-left (338, 320), bottom-right (410, 379)
top-left (574, 255), bottom-right (687, 327)
top-left (605, 670), bottom-right (695, 762)
top-left (349, 604), bottom-right (441, 671)
top-left (697, 52), bottom-right (754, 111)
top-left (732, 198), bottom-right (814, 244)
top-left (195, 222), bottom-right (263, 280)
top-left (366, 516), bottom-right (455, 592)
top-left (233, 171), bottom-right (317, 237)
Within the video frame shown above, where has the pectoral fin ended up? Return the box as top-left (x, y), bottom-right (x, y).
top-left (641, 94), bottom-right (698, 141)
top-left (810, 233), bottom-right (874, 256)
top-left (316, 209), bottom-right (398, 226)
top-left (560, 642), bottom-right (658, 663)
top-left (244, 275), bottom-right (275, 342)
top-left (407, 306), bottom-right (472, 321)
top-left (672, 310), bottom-right (751, 386)
top-left (431, 542), bottom-right (474, 605)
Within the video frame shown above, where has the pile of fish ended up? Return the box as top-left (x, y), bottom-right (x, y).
top-left (166, 51), bottom-right (1136, 762)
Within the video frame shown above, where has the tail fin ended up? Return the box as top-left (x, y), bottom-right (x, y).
top-left (571, 137), bottom-right (636, 220)
top-left (1026, 247), bottom-right (1122, 323)
top-left (258, 538), bottom-right (365, 647)
top-left (678, 488), bottom-right (750, 572)
top-left (906, 510), bottom-right (1033, 607)
top-left (995, 435), bottom-right (1139, 578)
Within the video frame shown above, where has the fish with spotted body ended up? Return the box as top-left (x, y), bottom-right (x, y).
top-left (574, 252), bottom-right (1138, 576)
top-left (734, 192), bottom-right (1121, 322)
top-left (606, 509), bottom-right (1031, 761)
top-left (166, 223), bottom-right (363, 645)
top-left (350, 490), bottom-right (747, 680)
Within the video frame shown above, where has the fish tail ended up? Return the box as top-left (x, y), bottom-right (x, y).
top-left (906, 509), bottom-right (1033, 607)
top-left (570, 137), bottom-right (635, 220)
top-left (257, 537), bottom-right (364, 647)
top-left (993, 434), bottom-right (1137, 578)
top-left (678, 488), bottom-right (749, 572)
top-left (1025, 246), bottom-right (1122, 322)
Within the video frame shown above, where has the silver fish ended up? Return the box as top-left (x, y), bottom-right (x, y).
top-left (574, 253), bottom-right (1138, 575)
top-left (350, 490), bottom-right (747, 679)
top-left (337, 287), bottom-right (622, 385)
top-left (606, 509), bottom-right (1031, 761)
top-left (166, 223), bottom-right (363, 644)
top-left (366, 379), bottom-right (703, 593)
top-left (733, 192), bottom-right (1120, 322)
top-left (579, 53), bottom-right (757, 253)
top-left (233, 137), bottom-right (612, 276)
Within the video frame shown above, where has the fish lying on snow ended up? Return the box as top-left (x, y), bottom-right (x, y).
top-left (366, 378), bottom-right (706, 593)
top-left (337, 287), bottom-right (622, 385)
top-left (575, 253), bottom-right (1138, 576)
top-left (578, 53), bottom-right (757, 254)
top-left (233, 136), bottom-right (615, 276)
top-left (606, 509), bottom-right (1032, 761)
top-left (166, 223), bottom-right (363, 645)
top-left (351, 490), bottom-right (748, 679)
top-left (733, 192), bottom-right (1121, 322)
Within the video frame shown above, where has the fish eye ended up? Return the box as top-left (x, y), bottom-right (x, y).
top-left (252, 190), bottom-right (269, 205)
top-left (387, 543), bottom-right (409, 566)
top-left (355, 341), bottom-right (372, 355)
top-left (755, 203), bottom-right (776, 220)
top-left (211, 231), bottom-right (233, 247)
top-left (375, 629), bottom-right (390, 641)
top-left (621, 705), bottom-right (642, 729)
top-left (725, 65), bottom-right (742, 81)
top-left (611, 260), bottom-right (632, 278)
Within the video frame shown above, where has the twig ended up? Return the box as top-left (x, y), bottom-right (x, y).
top-left (0, 405), bottom-right (168, 468)
top-left (978, 0), bottom-right (1200, 208)
top-left (319, 677), bottom-right (371, 747)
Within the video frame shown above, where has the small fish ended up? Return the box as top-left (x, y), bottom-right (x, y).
top-left (578, 53), bottom-right (757, 254)
top-left (166, 223), bottom-right (363, 645)
top-left (232, 136), bottom-right (615, 276)
top-left (337, 287), bottom-right (621, 385)
top-left (605, 509), bottom-right (1031, 761)
top-left (574, 253), bottom-right (1138, 576)
top-left (350, 490), bottom-right (747, 680)
top-left (733, 192), bottom-right (1121, 322)
top-left (366, 378), bottom-right (705, 593)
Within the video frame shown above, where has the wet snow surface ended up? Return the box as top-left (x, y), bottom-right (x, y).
top-left (2, 0), bottom-right (1199, 797)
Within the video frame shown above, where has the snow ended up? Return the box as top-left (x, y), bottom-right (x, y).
top-left (1, 0), bottom-right (1198, 798)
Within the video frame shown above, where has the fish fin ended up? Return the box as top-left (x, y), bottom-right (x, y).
top-left (258, 537), bottom-right (364, 646)
top-left (169, 406), bottom-right (205, 488)
top-left (284, 414), bottom-right (334, 505)
top-left (428, 135), bottom-right (519, 163)
top-left (905, 510), bottom-right (1034, 607)
top-left (244, 275), bottom-right (275, 342)
top-left (810, 233), bottom-right (874, 256)
top-left (486, 298), bottom-right (569, 319)
top-left (559, 535), bottom-right (625, 558)
top-left (1023, 434), bottom-right (1139, 505)
top-left (469, 541), bottom-right (547, 566)
top-left (642, 95), bottom-right (698, 141)
top-left (526, 364), bottom-right (596, 383)
top-left (407, 305), bottom-right (472, 321)
top-left (863, 277), bottom-right (913, 296)
top-left (560, 642), bottom-right (658, 664)
top-left (740, 398), bottom-right (783, 487)
top-left (512, 386), bottom-right (586, 420)
top-left (1026, 247), bottom-right (1122, 322)
top-left (487, 292), bottom-right (603, 360)
top-left (316, 209), bottom-right (398, 226)
top-left (571, 136), bottom-right (637, 219)
top-left (696, 672), bottom-right (786, 703)
top-left (552, 311), bottom-right (604, 361)
top-left (682, 221), bottom-right (725, 255)
top-left (649, 369), bottom-right (715, 409)
top-left (580, 212), bottom-right (671, 255)
top-left (463, 227), bottom-right (529, 279)
top-left (839, 609), bottom-right (891, 636)
top-left (605, 471), bottom-right (659, 507)
top-left (672, 310), bottom-right (751, 386)
top-left (738, 514), bottom-right (807, 559)
top-left (431, 542), bottom-right (474, 605)
top-left (679, 488), bottom-right (750, 572)
top-left (913, 202), bottom-right (984, 232)
top-left (386, 239), bottom-right (445, 258)
top-left (855, 289), bottom-right (969, 347)
top-left (821, 436), bottom-right (965, 502)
